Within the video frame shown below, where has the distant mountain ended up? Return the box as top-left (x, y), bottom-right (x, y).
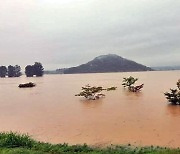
top-left (152, 66), bottom-right (180, 71)
top-left (57, 54), bottom-right (152, 74)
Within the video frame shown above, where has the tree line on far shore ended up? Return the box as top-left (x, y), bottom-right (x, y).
top-left (0, 62), bottom-right (44, 78)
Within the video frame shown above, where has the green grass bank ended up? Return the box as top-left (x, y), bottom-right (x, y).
top-left (0, 132), bottom-right (179, 154)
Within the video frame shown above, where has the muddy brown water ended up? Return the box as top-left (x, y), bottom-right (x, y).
top-left (0, 71), bottom-right (180, 147)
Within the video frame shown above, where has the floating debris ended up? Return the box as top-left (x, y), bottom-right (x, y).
top-left (18, 82), bottom-right (36, 88)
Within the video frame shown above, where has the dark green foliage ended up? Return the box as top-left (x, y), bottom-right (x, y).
top-left (177, 79), bottom-right (180, 90)
top-left (122, 76), bottom-right (144, 92)
top-left (164, 89), bottom-right (180, 105)
top-left (34, 62), bottom-right (44, 77)
top-left (0, 66), bottom-right (7, 77)
top-left (164, 79), bottom-right (180, 105)
top-left (7, 65), bottom-right (15, 77)
top-left (75, 85), bottom-right (105, 100)
top-left (25, 62), bottom-right (44, 77)
top-left (0, 132), bottom-right (180, 154)
top-left (122, 76), bottom-right (138, 88)
top-left (76, 85), bottom-right (117, 100)
top-left (25, 65), bottom-right (34, 77)
top-left (0, 132), bottom-right (34, 148)
top-left (7, 65), bottom-right (22, 77)
top-left (14, 65), bottom-right (22, 77)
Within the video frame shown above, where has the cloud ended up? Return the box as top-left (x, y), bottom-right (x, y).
top-left (0, 0), bottom-right (179, 69)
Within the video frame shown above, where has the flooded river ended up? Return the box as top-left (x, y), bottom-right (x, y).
top-left (0, 71), bottom-right (180, 147)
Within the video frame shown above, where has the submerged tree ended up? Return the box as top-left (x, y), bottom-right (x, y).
top-left (0, 66), bottom-right (7, 77)
top-left (75, 85), bottom-right (105, 100)
top-left (25, 62), bottom-right (44, 77)
top-left (34, 62), bottom-right (44, 77)
top-left (122, 76), bottom-right (138, 88)
top-left (25, 65), bottom-right (34, 77)
top-left (164, 79), bottom-right (180, 105)
top-left (75, 85), bottom-right (117, 100)
top-left (106, 87), bottom-right (117, 91)
top-left (14, 65), bottom-right (22, 77)
top-left (7, 65), bottom-right (15, 77)
top-left (7, 65), bottom-right (22, 77)
top-left (122, 76), bottom-right (144, 92)
top-left (177, 79), bottom-right (180, 90)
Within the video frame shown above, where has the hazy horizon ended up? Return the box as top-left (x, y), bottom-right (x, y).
top-left (0, 0), bottom-right (180, 69)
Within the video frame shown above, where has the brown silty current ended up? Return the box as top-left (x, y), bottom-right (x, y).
top-left (0, 71), bottom-right (180, 147)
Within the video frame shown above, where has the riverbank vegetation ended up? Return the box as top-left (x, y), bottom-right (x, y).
top-left (0, 132), bottom-right (179, 154)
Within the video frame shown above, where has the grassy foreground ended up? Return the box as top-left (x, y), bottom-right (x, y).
top-left (0, 132), bottom-right (179, 154)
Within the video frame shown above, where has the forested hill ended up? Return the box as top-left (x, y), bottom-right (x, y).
top-left (57, 54), bottom-right (152, 74)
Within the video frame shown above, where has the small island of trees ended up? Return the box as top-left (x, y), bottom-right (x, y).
top-left (0, 65), bottom-right (21, 78)
top-left (25, 62), bottom-right (44, 77)
top-left (0, 62), bottom-right (44, 78)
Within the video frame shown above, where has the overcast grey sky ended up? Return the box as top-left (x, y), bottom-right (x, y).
top-left (0, 0), bottom-right (180, 69)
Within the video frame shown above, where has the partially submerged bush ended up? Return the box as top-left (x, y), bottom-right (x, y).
top-left (122, 76), bottom-right (138, 88)
top-left (122, 76), bottom-right (144, 92)
top-left (164, 79), bottom-right (180, 105)
top-left (177, 79), bottom-right (180, 89)
top-left (75, 85), bottom-right (105, 100)
top-left (75, 85), bottom-right (117, 100)
top-left (106, 87), bottom-right (117, 91)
